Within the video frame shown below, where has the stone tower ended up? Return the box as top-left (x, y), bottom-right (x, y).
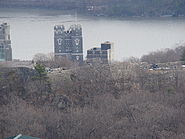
top-left (0, 23), bottom-right (12, 61)
top-left (54, 24), bottom-right (83, 63)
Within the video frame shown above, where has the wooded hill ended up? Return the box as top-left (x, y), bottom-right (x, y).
top-left (1, 61), bottom-right (185, 139)
top-left (0, 0), bottom-right (185, 17)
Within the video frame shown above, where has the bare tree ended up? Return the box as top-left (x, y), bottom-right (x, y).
top-left (141, 45), bottom-right (185, 64)
top-left (33, 52), bottom-right (75, 68)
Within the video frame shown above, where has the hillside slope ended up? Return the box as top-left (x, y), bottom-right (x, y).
top-left (0, 0), bottom-right (185, 17)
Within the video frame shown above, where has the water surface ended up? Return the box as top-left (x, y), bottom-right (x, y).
top-left (0, 8), bottom-right (185, 61)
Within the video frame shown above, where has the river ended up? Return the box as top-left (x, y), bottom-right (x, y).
top-left (0, 8), bottom-right (185, 61)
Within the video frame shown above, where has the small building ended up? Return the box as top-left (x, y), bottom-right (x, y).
top-left (86, 41), bottom-right (114, 64)
top-left (5, 134), bottom-right (40, 139)
top-left (0, 23), bottom-right (12, 61)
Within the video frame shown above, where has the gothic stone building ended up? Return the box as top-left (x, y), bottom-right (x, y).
top-left (0, 23), bottom-right (12, 61)
top-left (54, 24), bottom-right (83, 63)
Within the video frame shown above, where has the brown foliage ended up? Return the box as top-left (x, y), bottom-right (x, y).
top-left (141, 45), bottom-right (185, 64)
top-left (33, 53), bottom-right (76, 69)
top-left (1, 62), bottom-right (185, 139)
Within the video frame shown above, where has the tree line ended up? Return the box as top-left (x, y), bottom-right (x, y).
top-left (141, 45), bottom-right (185, 64)
top-left (0, 0), bottom-right (185, 17)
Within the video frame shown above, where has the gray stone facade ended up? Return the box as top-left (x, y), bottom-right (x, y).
top-left (0, 23), bottom-right (12, 61)
top-left (54, 24), bottom-right (83, 63)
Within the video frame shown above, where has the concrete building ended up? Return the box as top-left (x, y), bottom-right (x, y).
top-left (101, 41), bottom-right (114, 62)
top-left (54, 24), bottom-right (83, 63)
top-left (86, 41), bottom-right (114, 64)
top-left (0, 23), bottom-right (12, 61)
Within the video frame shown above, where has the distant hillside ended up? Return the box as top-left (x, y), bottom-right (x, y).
top-left (0, 0), bottom-right (185, 17)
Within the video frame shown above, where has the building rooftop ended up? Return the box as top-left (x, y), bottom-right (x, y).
top-left (5, 134), bottom-right (40, 139)
top-left (88, 47), bottom-right (101, 51)
top-left (102, 41), bottom-right (112, 44)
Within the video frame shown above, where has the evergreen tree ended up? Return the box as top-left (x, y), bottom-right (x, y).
top-left (34, 63), bottom-right (47, 79)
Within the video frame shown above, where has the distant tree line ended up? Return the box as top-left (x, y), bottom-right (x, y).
top-left (141, 45), bottom-right (185, 64)
top-left (33, 52), bottom-right (75, 69)
top-left (0, 0), bottom-right (185, 17)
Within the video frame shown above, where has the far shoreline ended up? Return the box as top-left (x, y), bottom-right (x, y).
top-left (0, 6), bottom-right (185, 21)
